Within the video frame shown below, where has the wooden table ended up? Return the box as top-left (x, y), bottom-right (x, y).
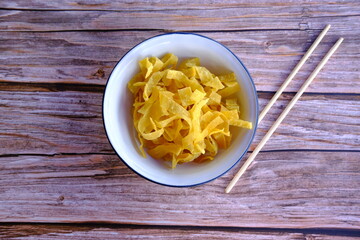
top-left (1, 1), bottom-right (359, 239)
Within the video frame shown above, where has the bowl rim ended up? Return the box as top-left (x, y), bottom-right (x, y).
top-left (102, 32), bottom-right (259, 187)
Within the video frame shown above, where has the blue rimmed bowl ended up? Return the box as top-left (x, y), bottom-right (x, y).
top-left (103, 33), bottom-right (258, 187)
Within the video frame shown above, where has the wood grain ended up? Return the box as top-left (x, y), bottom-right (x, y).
top-left (0, 1), bottom-right (359, 32)
top-left (0, 1), bottom-right (359, 237)
top-left (0, 30), bottom-right (358, 93)
top-left (0, 0), bottom-right (358, 12)
top-left (0, 90), bottom-right (358, 156)
top-left (0, 151), bottom-right (359, 228)
top-left (0, 224), bottom-right (358, 240)
top-left (0, 90), bottom-right (110, 155)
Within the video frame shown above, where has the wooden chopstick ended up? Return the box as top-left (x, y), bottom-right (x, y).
top-left (225, 37), bottom-right (344, 193)
top-left (258, 24), bottom-right (331, 124)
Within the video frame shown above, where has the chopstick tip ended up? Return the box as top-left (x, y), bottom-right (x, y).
top-left (335, 37), bottom-right (344, 47)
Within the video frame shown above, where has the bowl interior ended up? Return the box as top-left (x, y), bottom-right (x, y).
top-left (103, 33), bottom-right (258, 186)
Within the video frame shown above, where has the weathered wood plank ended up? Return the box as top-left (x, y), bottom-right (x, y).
top-left (0, 151), bottom-right (359, 229)
top-left (1, 0), bottom-right (359, 13)
top-left (0, 90), bottom-right (110, 155)
top-left (1, 0), bottom-right (360, 31)
top-left (0, 224), bottom-right (358, 240)
top-left (0, 90), bottom-right (358, 155)
top-left (255, 93), bottom-right (360, 152)
top-left (0, 30), bottom-right (358, 93)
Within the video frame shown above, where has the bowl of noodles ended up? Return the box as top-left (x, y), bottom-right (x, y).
top-left (103, 33), bottom-right (258, 187)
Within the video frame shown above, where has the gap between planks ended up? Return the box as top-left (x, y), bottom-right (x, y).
top-left (0, 28), bottom-right (306, 33)
top-left (1, 222), bottom-right (360, 237)
top-left (0, 149), bottom-right (359, 159)
top-left (1, 82), bottom-right (360, 97)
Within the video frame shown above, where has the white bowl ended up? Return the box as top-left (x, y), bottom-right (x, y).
top-left (103, 33), bottom-right (258, 187)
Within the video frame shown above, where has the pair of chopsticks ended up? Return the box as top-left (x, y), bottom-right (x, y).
top-left (226, 24), bottom-right (343, 193)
